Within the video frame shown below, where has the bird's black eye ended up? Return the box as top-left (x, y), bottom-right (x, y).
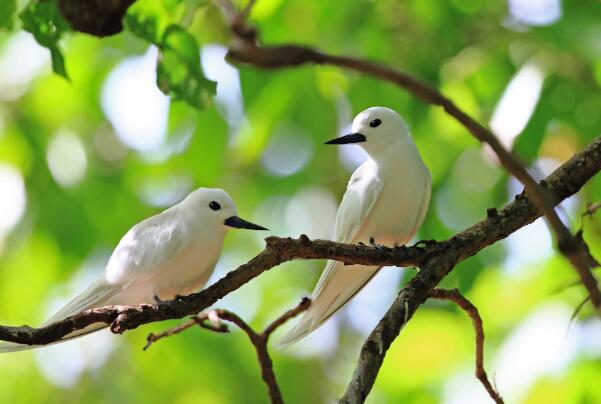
top-left (209, 201), bottom-right (221, 211)
top-left (369, 118), bottom-right (382, 128)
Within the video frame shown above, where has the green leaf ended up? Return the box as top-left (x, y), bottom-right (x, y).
top-left (124, 0), bottom-right (184, 44)
top-left (156, 25), bottom-right (216, 109)
top-left (125, 2), bottom-right (214, 110)
top-left (20, 1), bottom-right (70, 79)
top-left (48, 44), bottom-right (68, 78)
top-left (0, 0), bottom-right (16, 29)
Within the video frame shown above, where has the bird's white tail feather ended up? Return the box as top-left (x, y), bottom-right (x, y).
top-left (0, 280), bottom-right (121, 353)
top-left (277, 261), bottom-right (380, 349)
top-left (276, 312), bottom-right (317, 349)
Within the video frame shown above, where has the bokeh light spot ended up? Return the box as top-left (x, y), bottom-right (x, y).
top-left (46, 130), bottom-right (88, 187)
top-left (262, 128), bottom-right (314, 176)
top-left (0, 164), bottom-right (26, 237)
top-left (101, 46), bottom-right (169, 152)
top-left (508, 0), bottom-right (562, 26)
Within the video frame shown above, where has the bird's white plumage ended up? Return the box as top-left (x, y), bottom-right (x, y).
top-left (0, 187), bottom-right (262, 353)
top-left (278, 107), bottom-right (431, 348)
top-left (105, 208), bottom-right (191, 286)
top-left (312, 161), bottom-right (383, 297)
top-left (334, 162), bottom-right (384, 244)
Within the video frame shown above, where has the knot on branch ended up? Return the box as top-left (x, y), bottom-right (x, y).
top-left (58, 0), bottom-right (135, 37)
top-left (109, 304), bottom-right (158, 334)
top-left (487, 208), bottom-right (499, 219)
top-left (299, 234), bottom-right (311, 245)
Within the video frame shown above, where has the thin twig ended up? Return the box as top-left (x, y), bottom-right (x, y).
top-left (570, 296), bottom-right (591, 325)
top-left (431, 289), bottom-right (503, 404)
top-left (263, 297), bottom-right (311, 337)
top-left (144, 298), bottom-right (311, 404)
top-left (144, 310), bottom-right (229, 350)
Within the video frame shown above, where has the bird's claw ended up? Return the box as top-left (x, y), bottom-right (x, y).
top-left (369, 237), bottom-right (388, 252)
top-left (153, 295), bottom-right (164, 304)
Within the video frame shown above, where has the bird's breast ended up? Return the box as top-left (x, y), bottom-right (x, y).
top-left (152, 237), bottom-right (223, 300)
top-left (360, 164), bottom-right (430, 246)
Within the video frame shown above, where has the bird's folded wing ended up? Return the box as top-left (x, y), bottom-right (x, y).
top-left (105, 209), bottom-right (192, 286)
top-left (277, 168), bottom-right (384, 348)
top-left (313, 166), bottom-right (383, 296)
top-left (0, 210), bottom-right (194, 353)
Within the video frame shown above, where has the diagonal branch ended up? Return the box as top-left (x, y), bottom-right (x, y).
top-left (144, 298), bottom-right (311, 404)
top-left (218, 1), bottom-right (601, 311)
top-left (340, 136), bottom-right (601, 402)
top-left (0, 238), bottom-right (421, 345)
top-left (431, 288), bottom-right (503, 404)
top-left (0, 137), bottom-right (599, 349)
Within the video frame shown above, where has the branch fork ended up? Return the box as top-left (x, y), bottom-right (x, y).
top-left (145, 298), bottom-right (312, 404)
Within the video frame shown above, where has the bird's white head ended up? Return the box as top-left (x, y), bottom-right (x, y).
top-left (182, 188), bottom-right (267, 232)
top-left (325, 107), bottom-right (411, 157)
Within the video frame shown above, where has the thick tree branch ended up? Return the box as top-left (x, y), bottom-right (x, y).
top-left (145, 298), bottom-right (311, 404)
top-left (0, 237), bottom-right (422, 345)
top-left (431, 288), bottom-right (503, 404)
top-left (340, 136), bottom-right (601, 402)
top-left (1, 136), bottom-right (599, 350)
top-left (226, 45), bottom-right (600, 314)
top-left (215, 0), bottom-right (600, 312)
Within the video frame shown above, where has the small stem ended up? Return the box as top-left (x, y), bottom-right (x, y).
top-left (431, 288), bottom-right (503, 404)
top-left (143, 298), bottom-right (310, 404)
top-left (144, 311), bottom-right (229, 350)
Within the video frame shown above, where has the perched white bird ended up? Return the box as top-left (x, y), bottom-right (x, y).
top-left (0, 187), bottom-right (266, 352)
top-left (278, 107), bottom-right (431, 348)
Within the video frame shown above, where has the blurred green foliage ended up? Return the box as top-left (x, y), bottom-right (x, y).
top-left (1, 0), bottom-right (601, 403)
top-left (20, 1), bottom-right (70, 79)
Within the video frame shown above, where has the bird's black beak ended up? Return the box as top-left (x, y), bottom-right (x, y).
top-left (324, 133), bottom-right (366, 145)
top-left (224, 216), bottom-right (268, 230)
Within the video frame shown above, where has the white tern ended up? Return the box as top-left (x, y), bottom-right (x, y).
top-left (278, 107), bottom-right (431, 348)
top-left (0, 187), bottom-right (266, 352)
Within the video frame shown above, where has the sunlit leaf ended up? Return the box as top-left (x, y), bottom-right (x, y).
top-left (156, 25), bottom-right (216, 109)
top-left (20, 0), bottom-right (70, 79)
top-left (124, 0), bottom-right (184, 44)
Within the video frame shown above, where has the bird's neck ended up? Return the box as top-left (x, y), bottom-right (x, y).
top-left (179, 206), bottom-right (228, 240)
top-left (366, 136), bottom-right (424, 171)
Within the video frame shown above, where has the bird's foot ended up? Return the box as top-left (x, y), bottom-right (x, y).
top-left (369, 237), bottom-right (388, 252)
top-left (154, 295), bottom-right (164, 304)
top-left (414, 239), bottom-right (437, 248)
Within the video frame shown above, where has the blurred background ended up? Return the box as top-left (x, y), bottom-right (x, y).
top-left (1, 0), bottom-right (601, 403)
